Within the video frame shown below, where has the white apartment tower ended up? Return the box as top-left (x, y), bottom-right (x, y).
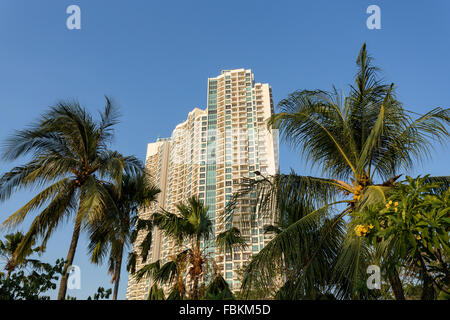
top-left (126, 69), bottom-right (279, 299)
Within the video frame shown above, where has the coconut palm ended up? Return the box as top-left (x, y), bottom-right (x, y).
top-left (152, 196), bottom-right (213, 299)
top-left (134, 196), bottom-right (245, 299)
top-left (235, 44), bottom-right (449, 299)
top-left (0, 98), bottom-right (141, 299)
top-left (0, 232), bottom-right (43, 279)
top-left (87, 170), bottom-right (160, 300)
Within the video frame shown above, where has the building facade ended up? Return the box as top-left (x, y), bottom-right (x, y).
top-left (126, 69), bottom-right (279, 299)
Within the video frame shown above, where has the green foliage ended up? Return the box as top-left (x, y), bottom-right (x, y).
top-left (87, 170), bottom-right (160, 299)
top-left (147, 283), bottom-right (165, 300)
top-left (216, 227), bottom-right (247, 254)
top-left (152, 196), bottom-right (212, 244)
top-left (87, 287), bottom-right (113, 300)
top-left (234, 260), bottom-right (277, 300)
top-left (274, 280), bottom-right (337, 300)
top-left (0, 232), bottom-right (44, 277)
top-left (353, 175), bottom-right (449, 297)
top-left (0, 258), bottom-right (64, 300)
top-left (203, 274), bottom-right (234, 300)
top-left (66, 287), bottom-right (113, 300)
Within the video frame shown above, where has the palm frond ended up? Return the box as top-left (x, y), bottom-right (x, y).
top-left (229, 173), bottom-right (343, 224)
top-left (134, 260), bottom-right (161, 283)
top-left (2, 178), bottom-right (75, 230)
top-left (216, 227), bottom-right (247, 254)
top-left (240, 204), bottom-right (345, 297)
top-left (147, 283), bottom-right (165, 300)
top-left (332, 231), bottom-right (374, 299)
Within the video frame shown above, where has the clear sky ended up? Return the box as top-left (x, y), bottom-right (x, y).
top-left (0, 0), bottom-right (449, 299)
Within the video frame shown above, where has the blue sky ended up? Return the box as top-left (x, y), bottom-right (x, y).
top-left (0, 1), bottom-right (449, 299)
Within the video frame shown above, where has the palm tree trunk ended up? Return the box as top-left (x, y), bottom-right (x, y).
top-left (112, 243), bottom-right (124, 300)
top-left (191, 241), bottom-right (201, 300)
top-left (6, 260), bottom-right (14, 280)
top-left (421, 271), bottom-right (435, 300)
top-left (57, 214), bottom-right (82, 300)
top-left (192, 276), bottom-right (199, 300)
top-left (418, 255), bottom-right (436, 300)
top-left (388, 268), bottom-right (405, 300)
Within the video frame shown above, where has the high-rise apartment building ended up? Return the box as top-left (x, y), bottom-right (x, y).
top-left (126, 69), bottom-right (279, 300)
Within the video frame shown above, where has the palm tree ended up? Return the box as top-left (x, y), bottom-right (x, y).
top-left (134, 196), bottom-right (245, 299)
top-left (0, 232), bottom-right (43, 279)
top-left (0, 98), bottom-right (141, 299)
top-left (235, 44), bottom-right (449, 299)
top-left (87, 171), bottom-right (160, 300)
top-left (152, 196), bottom-right (212, 299)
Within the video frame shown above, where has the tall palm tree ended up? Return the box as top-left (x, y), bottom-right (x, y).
top-left (0, 98), bottom-right (141, 299)
top-left (235, 44), bottom-right (449, 299)
top-left (0, 232), bottom-right (43, 279)
top-left (87, 170), bottom-right (160, 300)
